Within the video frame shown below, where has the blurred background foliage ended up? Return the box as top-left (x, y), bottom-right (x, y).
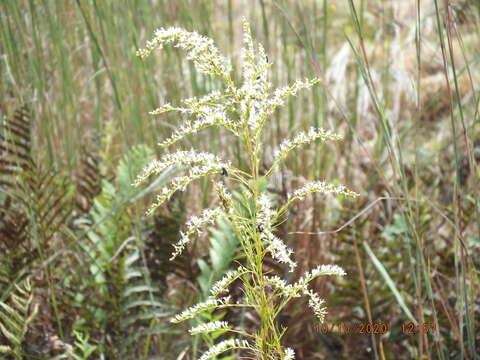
top-left (0, 0), bottom-right (479, 359)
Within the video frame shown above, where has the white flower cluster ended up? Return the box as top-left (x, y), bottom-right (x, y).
top-left (136, 27), bottom-right (231, 79)
top-left (265, 275), bottom-right (304, 298)
top-left (239, 21), bottom-right (269, 92)
top-left (199, 338), bottom-right (251, 360)
top-left (170, 296), bottom-right (231, 323)
top-left (240, 19), bottom-right (257, 84)
top-left (263, 78), bottom-right (319, 119)
top-left (266, 264), bottom-right (346, 301)
top-left (257, 194), bottom-right (276, 227)
top-left (268, 270), bottom-right (334, 323)
top-left (257, 195), bottom-right (296, 272)
top-left (189, 320), bottom-right (230, 335)
top-left (236, 20), bottom-right (272, 135)
top-left (215, 182), bottom-right (234, 212)
top-left (159, 110), bottom-right (238, 148)
top-left (288, 181), bottom-right (359, 205)
top-left (304, 290), bottom-right (328, 323)
top-left (210, 267), bottom-right (247, 297)
top-left (236, 20), bottom-right (321, 138)
top-left (274, 128), bottom-right (342, 164)
top-left (284, 348), bottom-right (295, 360)
top-left (146, 164), bottom-right (228, 216)
top-left (134, 150), bottom-right (229, 186)
top-left (170, 208), bottom-right (223, 260)
top-left (151, 91), bottom-right (236, 121)
top-left (240, 76), bottom-right (319, 136)
top-left (136, 19), bottom-right (356, 360)
top-left (298, 264), bottom-right (347, 285)
top-left (148, 103), bottom-right (179, 115)
top-left (185, 90), bottom-right (236, 115)
top-left (183, 90), bottom-right (224, 107)
top-left (265, 235), bottom-right (296, 272)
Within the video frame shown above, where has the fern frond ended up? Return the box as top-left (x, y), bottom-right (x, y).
top-left (68, 330), bottom-right (98, 360)
top-left (0, 196), bottom-right (29, 289)
top-left (0, 278), bottom-right (38, 359)
top-left (74, 144), bottom-right (177, 356)
top-left (0, 106), bottom-right (74, 293)
top-left (197, 217), bottom-right (239, 297)
top-left (74, 148), bottom-right (102, 214)
top-left (0, 105), bottom-right (33, 189)
top-left (116, 144), bottom-right (155, 198)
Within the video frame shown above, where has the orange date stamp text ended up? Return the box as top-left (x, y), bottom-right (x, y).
top-left (314, 321), bottom-right (437, 335)
top-left (313, 322), bottom-right (389, 335)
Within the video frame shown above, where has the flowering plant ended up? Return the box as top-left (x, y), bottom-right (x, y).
top-left (135, 19), bottom-right (358, 360)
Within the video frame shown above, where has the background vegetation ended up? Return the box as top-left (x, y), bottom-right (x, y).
top-left (0, 0), bottom-right (479, 359)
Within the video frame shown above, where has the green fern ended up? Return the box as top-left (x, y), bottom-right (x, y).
top-left (0, 278), bottom-right (38, 359)
top-left (82, 145), bottom-right (156, 284)
top-left (0, 105), bottom-right (74, 296)
top-left (74, 148), bottom-right (103, 215)
top-left (74, 144), bottom-right (177, 357)
top-left (68, 331), bottom-right (98, 360)
top-left (117, 244), bottom-right (175, 353)
top-left (197, 217), bottom-right (239, 297)
top-left (115, 144), bottom-right (155, 199)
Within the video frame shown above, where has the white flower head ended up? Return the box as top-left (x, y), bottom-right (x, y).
top-left (298, 264), bottom-right (347, 286)
top-left (263, 233), bottom-right (296, 272)
top-left (274, 128), bottom-right (342, 165)
top-left (237, 18), bottom-right (273, 135)
top-left (210, 267), bottom-right (247, 297)
top-left (257, 194), bottom-right (276, 229)
top-left (215, 182), bottom-right (234, 213)
top-left (256, 194), bottom-right (296, 271)
top-left (159, 110), bottom-right (238, 148)
top-left (284, 347), bottom-right (295, 360)
top-left (199, 338), bottom-right (251, 360)
top-left (137, 27), bottom-right (231, 79)
top-left (264, 78), bottom-right (320, 119)
top-left (148, 102), bottom-right (177, 115)
top-left (170, 208), bottom-right (223, 260)
top-left (146, 163), bottom-right (230, 216)
top-left (189, 321), bottom-right (230, 335)
top-left (304, 290), bottom-right (328, 323)
top-left (265, 275), bottom-right (305, 298)
top-left (170, 296), bottom-right (231, 323)
top-left (134, 150), bottom-right (228, 186)
top-left (288, 181), bottom-right (359, 206)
